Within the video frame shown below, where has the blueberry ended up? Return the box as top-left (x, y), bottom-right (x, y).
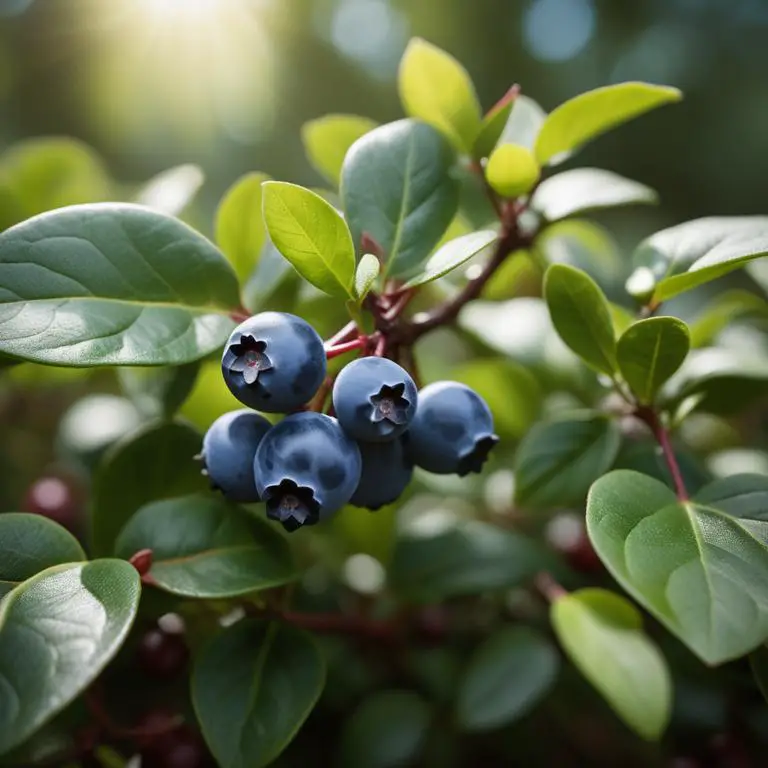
top-left (201, 410), bottom-right (271, 502)
top-left (221, 312), bottom-right (326, 413)
top-left (350, 438), bottom-right (413, 510)
top-left (254, 412), bottom-right (362, 531)
top-left (332, 357), bottom-right (418, 442)
top-left (405, 381), bottom-right (498, 475)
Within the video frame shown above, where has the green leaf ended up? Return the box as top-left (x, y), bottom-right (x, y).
top-left (486, 144), bottom-right (540, 199)
top-left (0, 204), bottom-right (239, 366)
top-left (215, 172), bottom-right (270, 283)
top-left (535, 82), bottom-right (682, 165)
top-left (551, 588), bottom-right (671, 740)
top-left (0, 513), bottom-right (85, 598)
top-left (91, 420), bottom-right (208, 557)
top-left (472, 88), bottom-right (517, 160)
top-left (135, 164), bottom-right (204, 217)
top-left (749, 645), bottom-right (768, 704)
top-left (338, 690), bottom-right (431, 768)
top-left (688, 290), bottom-right (768, 348)
top-left (341, 118), bottom-right (460, 280)
top-left (192, 619), bottom-right (325, 768)
top-left (514, 413), bottom-right (621, 508)
top-left (242, 237), bottom-right (298, 313)
top-left (117, 361), bottom-right (200, 419)
top-left (628, 217), bottom-right (768, 302)
top-left (404, 230), bottom-right (496, 288)
top-left (531, 168), bottom-right (657, 222)
top-left (693, 473), bottom-right (768, 520)
top-left (617, 317), bottom-right (690, 404)
top-left (544, 263), bottom-right (617, 375)
top-left (354, 253), bottom-right (380, 301)
top-left (390, 520), bottom-right (548, 603)
top-left (398, 37), bottom-right (482, 153)
top-left (114, 495), bottom-right (296, 598)
top-left (498, 95), bottom-right (546, 151)
top-left (455, 627), bottom-right (559, 732)
top-left (0, 560), bottom-right (140, 756)
top-left (587, 470), bottom-right (768, 664)
top-left (301, 115), bottom-right (378, 187)
top-left (262, 181), bottom-right (355, 299)
top-left (0, 138), bottom-right (111, 221)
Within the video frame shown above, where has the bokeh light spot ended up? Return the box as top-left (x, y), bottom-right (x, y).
top-left (523, 0), bottom-right (596, 62)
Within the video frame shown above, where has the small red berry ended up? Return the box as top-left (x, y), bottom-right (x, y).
top-left (137, 628), bottom-right (189, 680)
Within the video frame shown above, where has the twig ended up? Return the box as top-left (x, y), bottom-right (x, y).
top-left (325, 320), bottom-right (358, 347)
top-left (325, 336), bottom-right (367, 360)
top-left (534, 572), bottom-right (568, 602)
top-left (635, 406), bottom-right (688, 500)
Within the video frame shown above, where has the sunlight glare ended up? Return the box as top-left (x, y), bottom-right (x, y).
top-left (138, 0), bottom-right (221, 20)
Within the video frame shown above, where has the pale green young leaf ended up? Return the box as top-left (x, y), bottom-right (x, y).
top-left (404, 230), bottom-right (496, 288)
top-left (354, 253), bottom-right (380, 301)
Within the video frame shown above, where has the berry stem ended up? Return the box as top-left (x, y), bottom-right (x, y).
top-left (635, 406), bottom-right (689, 501)
top-left (325, 337), bottom-right (367, 359)
top-left (534, 571), bottom-right (568, 603)
top-left (229, 308), bottom-right (250, 323)
top-left (382, 290), bottom-right (414, 322)
top-left (373, 333), bottom-right (387, 357)
top-left (326, 320), bottom-right (358, 347)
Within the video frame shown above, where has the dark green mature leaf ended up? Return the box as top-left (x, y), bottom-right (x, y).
top-left (0, 204), bottom-right (239, 366)
top-left (456, 627), bottom-right (559, 732)
top-left (587, 470), bottom-right (768, 664)
top-left (544, 264), bottom-right (617, 375)
top-left (301, 115), bottom-right (378, 187)
top-left (341, 119), bottom-right (460, 280)
top-left (628, 217), bottom-right (768, 302)
top-left (472, 88), bottom-right (517, 160)
top-left (354, 253), bottom-right (380, 301)
top-left (398, 37), bottom-right (482, 153)
top-left (617, 317), bottom-right (690, 404)
top-left (749, 645), bottom-right (768, 704)
top-left (514, 413), bottom-right (621, 508)
top-left (404, 230), bottom-right (496, 288)
top-left (551, 588), bottom-right (671, 740)
top-left (91, 420), bottom-right (208, 557)
top-left (117, 361), bottom-right (200, 419)
top-left (498, 95), bottom-right (546, 151)
top-left (338, 690), bottom-right (432, 768)
top-left (694, 474), bottom-right (768, 520)
top-left (390, 520), bottom-right (547, 602)
top-left (531, 168), bottom-right (657, 222)
top-left (193, 619), bottom-right (325, 768)
top-left (0, 560), bottom-right (140, 756)
top-left (135, 164), bottom-right (204, 217)
top-left (262, 181), bottom-right (355, 299)
top-left (115, 495), bottom-right (296, 598)
top-left (216, 172), bottom-right (270, 283)
top-left (242, 237), bottom-right (298, 313)
top-left (535, 82), bottom-right (682, 165)
top-left (0, 514), bottom-right (85, 598)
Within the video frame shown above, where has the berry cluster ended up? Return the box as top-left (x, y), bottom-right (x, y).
top-left (200, 312), bottom-right (498, 532)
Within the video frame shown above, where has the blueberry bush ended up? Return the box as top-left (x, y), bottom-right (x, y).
top-left (1, 36), bottom-right (768, 768)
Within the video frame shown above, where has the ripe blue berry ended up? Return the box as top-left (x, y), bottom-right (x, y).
top-left (254, 412), bottom-right (362, 531)
top-left (221, 312), bottom-right (326, 413)
top-left (350, 438), bottom-right (413, 510)
top-left (405, 381), bottom-right (498, 475)
top-left (332, 357), bottom-right (417, 442)
top-left (201, 410), bottom-right (271, 502)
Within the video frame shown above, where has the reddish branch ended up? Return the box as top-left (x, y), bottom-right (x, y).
top-left (635, 406), bottom-right (689, 500)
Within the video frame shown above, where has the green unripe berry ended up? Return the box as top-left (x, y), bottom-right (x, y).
top-left (486, 143), bottom-right (540, 199)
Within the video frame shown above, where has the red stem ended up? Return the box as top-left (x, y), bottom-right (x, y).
top-left (229, 308), bottom-right (250, 323)
top-left (635, 406), bottom-right (688, 500)
top-left (326, 320), bottom-right (358, 347)
top-left (382, 290), bottom-right (414, 322)
top-left (534, 572), bottom-right (567, 602)
top-left (374, 333), bottom-right (387, 357)
top-left (325, 337), bottom-right (366, 359)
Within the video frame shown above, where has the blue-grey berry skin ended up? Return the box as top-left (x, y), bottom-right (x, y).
top-left (221, 312), bottom-right (326, 413)
top-left (254, 412), bottom-right (362, 532)
top-left (332, 357), bottom-right (418, 442)
top-left (350, 438), bottom-right (413, 511)
top-left (405, 382), bottom-right (499, 475)
top-left (201, 410), bottom-right (272, 502)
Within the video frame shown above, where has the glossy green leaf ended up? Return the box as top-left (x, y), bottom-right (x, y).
top-left (544, 263), bottom-right (617, 375)
top-left (354, 253), bottom-right (380, 301)
top-left (341, 119), bottom-right (460, 280)
top-left (693, 473), bottom-right (768, 519)
top-left (91, 420), bottom-right (208, 557)
top-left (688, 290), bottom-right (768, 348)
top-left (0, 203), bottom-right (239, 366)
top-left (749, 645), bottom-right (768, 704)
top-left (551, 588), bottom-right (671, 740)
top-left (472, 87), bottom-right (517, 160)
top-left (0, 560), bottom-right (140, 755)
top-left (0, 514), bottom-right (85, 598)
top-left (617, 317), bottom-right (690, 404)
top-left (242, 237), bottom-right (298, 313)
top-left (498, 95), bottom-right (547, 151)
top-left (398, 37), bottom-right (482, 153)
top-left (262, 181), bottom-right (355, 299)
top-left (215, 172), bottom-right (270, 283)
top-left (192, 619), bottom-right (325, 768)
top-left (114, 495), bottom-right (296, 598)
top-left (628, 217), bottom-right (768, 302)
top-left (456, 626), bottom-right (559, 732)
top-left (514, 413), bottom-right (621, 507)
top-left (531, 168), bottom-right (657, 221)
top-left (587, 470), bottom-right (768, 664)
top-left (338, 690), bottom-right (432, 768)
top-left (301, 115), bottom-right (378, 186)
top-left (535, 82), bottom-right (682, 165)
top-left (390, 520), bottom-right (548, 603)
top-left (135, 164), bottom-right (204, 217)
top-left (404, 230), bottom-right (496, 288)
top-left (117, 361), bottom-right (200, 419)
